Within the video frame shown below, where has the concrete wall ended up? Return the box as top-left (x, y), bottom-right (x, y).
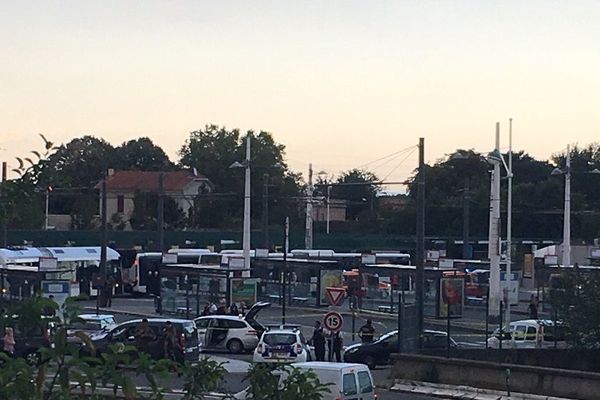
top-left (391, 353), bottom-right (600, 400)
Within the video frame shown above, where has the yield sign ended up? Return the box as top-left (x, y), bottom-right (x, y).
top-left (325, 287), bottom-right (346, 306)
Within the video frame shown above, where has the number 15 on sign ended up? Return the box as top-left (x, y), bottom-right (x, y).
top-left (324, 311), bottom-right (343, 332)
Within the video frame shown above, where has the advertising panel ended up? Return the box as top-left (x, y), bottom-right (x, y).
top-left (319, 269), bottom-right (344, 305)
top-left (439, 278), bottom-right (464, 317)
top-left (230, 278), bottom-right (257, 306)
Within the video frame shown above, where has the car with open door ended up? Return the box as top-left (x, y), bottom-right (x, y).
top-left (194, 301), bottom-right (270, 354)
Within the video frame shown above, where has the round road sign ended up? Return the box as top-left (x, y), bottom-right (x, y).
top-left (323, 311), bottom-right (343, 332)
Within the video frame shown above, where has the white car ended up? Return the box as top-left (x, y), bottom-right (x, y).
top-left (252, 328), bottom-right (311, 363)
top-left (195, 302), bottom-right (270, 354)
top-left (487, 319), bottom-right (567, 349)
top-left (234, 362), bottom-right (377, 400)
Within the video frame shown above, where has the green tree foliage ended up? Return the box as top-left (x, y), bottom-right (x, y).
top-left (329, 169), bottom-right (380, 222)
top-left (129, 191), bottom-right (185, 230)
top-left (180, 125), bottom-right (302, 229)
top-left (115, 137), bottom-right (174, 172)
top-left (549, 270), bottom-right (600, 348)
top-left (244, 363), bottom-right (330, 400)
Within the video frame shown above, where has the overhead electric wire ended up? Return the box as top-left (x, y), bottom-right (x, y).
top-left (382, 147), bottom-right (418, 181)
top-left (356, 144), bottom-right (418, 170)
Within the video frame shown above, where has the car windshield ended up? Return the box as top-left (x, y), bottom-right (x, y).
top-left (263, 333), bottom-right (296, 346)
top-left (376, 331), bottom-right (397, 343)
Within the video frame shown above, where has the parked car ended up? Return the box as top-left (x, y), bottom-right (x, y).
top-left (343, 329), bottom-right (457, 369)
top-left (65, 314), bottom-right (116, 343)
top-left (195, 301), bottom-right (270, 354)
top-left (234, 362), bottom-right (377, 400)
top-left (487, 319), bottom-right (566, 349)
top-left (252, 327), bottom-right (311, 364)
top-left (89, 318), bottom-right (199, 363)
top-left (0, 319), bottom-right (52, 365)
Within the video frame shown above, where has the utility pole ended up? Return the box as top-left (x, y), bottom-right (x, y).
top-left (416, 138), bottom-right (425, 350)
top-left (305, 163), bottom-right (314, 250)
top-left (488, 123), bottom-right (502, 322)
top-left (462, 177), bottom-right (470, 259)
top-left (97, 174), bottom-right (108, 314)
top-left (1, 161), bottom-right (7, 247)
top-left (282, 216), bottom-right (289, 324)
top-left (263, 173), bottom-right (269, 250)
top-left (563, 145), bottom-right (571, 267)
top-left (243, 136), bottom-right (252, 269)
top-left (158, 172), bottom-right (165, 252)
top-left (506, 118), bottom-right (513, 330)
top-left (326, 185), bottom-right (331, 235)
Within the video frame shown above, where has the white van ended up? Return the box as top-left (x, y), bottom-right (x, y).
top-left (487, 319), bottom-right (567, 349)
top-left (234, 362), bottom-right (376, 400)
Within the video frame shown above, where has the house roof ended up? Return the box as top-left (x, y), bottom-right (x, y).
top-left (99, 170), bottom-right (209, 192)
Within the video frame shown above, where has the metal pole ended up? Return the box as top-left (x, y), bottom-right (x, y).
top-left (397, 276), bottom-right (403, 353)
top-left (158, 172), bottom-right (164, 252)
top-left (97, 175), bottom-right (108, 315)
top-left (305, 164), bottom-right (313, 249)
top-left (462, 178), bottom-right (470, 259)
top-left (1, 161), bottom-right (8, 247)
top-left (263, 173), bottom-right (269, 250)
top-left (506, 118), bottom-right (513, 330)
top-left (416, 138), bottom-right (425, 350)
top-left (243, 136), bottom-right (252, 269)
top-left (488, 123), bottom-right (502, 321)
top-left (563, 145), bottom-right (571, 267)
top-left (45, 189), bottom-right (50, 230)
top-left (326, 185), bottom-right (331, 235)
top-left (447, 300), bottom-right (451, 358)
top-left (485, 286), bottom-right (489, 349)
top-left (282, 217), bottom-right (289, 325)
top-left (499, 300), bottom-right (504, 350)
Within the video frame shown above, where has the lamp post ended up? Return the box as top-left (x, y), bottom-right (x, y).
top-left (230, 137), bottom-right (252, 269)
top-left (551, 146), bottom-right (600, 267)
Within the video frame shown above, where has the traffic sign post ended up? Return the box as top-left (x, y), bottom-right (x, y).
top-left (323, 310), bottom-right (343, 332)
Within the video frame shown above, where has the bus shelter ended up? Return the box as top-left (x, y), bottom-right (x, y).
top-left (355, 264), bottom-right (465, 318)
top-left (157, 263), bottom-right (252, 319)
top-left (251, 258), bottom-right (343, 307)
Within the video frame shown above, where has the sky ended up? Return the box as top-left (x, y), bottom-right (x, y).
top-left (2, 1), bottom-right (600, 187)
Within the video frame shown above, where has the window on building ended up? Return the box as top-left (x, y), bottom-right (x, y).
top-left (117, 195), bottom-right (124, 213)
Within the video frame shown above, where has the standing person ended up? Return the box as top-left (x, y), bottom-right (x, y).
top-left (311, 321), bottom-right (326, 361)
top-left (324, 328), bottom-right (333, 361)
top-left (105, 275), bottom-right (115, 308)
top-left (162, 321), bottom-right (180, 361)
top-left (135, 319), bottom-right (156, 354)
top-left (358, 319), bottom-right (375, 343)
top-left (3, 327), bottom-right (15, 357)
top-left (528, 295), bottom-right (538, 319)
top-left (331, 330), bottom-right (343, 362)
top-left (229, 303), bottom-right (239, 316)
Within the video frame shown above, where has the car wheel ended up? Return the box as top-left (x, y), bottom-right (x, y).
top-left (363, 355), bottom-right (376, 370)
top-left (227, 339), bottom-right (244, 354)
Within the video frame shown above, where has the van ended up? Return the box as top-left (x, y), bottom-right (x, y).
top-left (293, 362), bottom-right (377, 400)
top-left (487, 319), bottom-right (566, 349)
top-left (235, 362), bottom-right (376, 400)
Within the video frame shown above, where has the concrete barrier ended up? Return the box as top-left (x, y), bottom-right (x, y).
top-left (391, 353), bottom-right (600, 400)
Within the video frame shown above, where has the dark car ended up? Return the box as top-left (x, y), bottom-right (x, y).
top-left (343, 329), bottom-right (457, 369)
top-left (89, 318), bottom-right (199, 363)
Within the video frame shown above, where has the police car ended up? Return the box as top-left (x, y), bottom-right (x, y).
top-left (252, 325), bottom-right (312, 363)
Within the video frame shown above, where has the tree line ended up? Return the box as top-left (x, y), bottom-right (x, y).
top-left (1, 127), bottom-right (600, 241)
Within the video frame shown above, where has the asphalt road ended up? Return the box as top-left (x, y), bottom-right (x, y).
top-left (93, 299), bottom-right (458, 399)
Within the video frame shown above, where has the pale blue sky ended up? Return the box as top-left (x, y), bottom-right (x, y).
top-left (2, 1), bottom-right (600, 183)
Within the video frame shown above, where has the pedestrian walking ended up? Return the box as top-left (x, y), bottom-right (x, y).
top-left (3, 327), bottom-right (15, 357)
top-left (358, 319), bottom-right (375, 343)
top-left (311, 321), bottom-right (326, 361)
top-left (528, 295), bottom-right (538, 319)
top-left (162, 321), bottom-right (180, 361)
top-left (331, 330), bottom-right (343, 362)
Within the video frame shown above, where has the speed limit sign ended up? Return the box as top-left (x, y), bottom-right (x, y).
top-left (323, 311), bottom-right (343, 332)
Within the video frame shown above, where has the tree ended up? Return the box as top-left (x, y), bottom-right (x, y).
top-left (129, 191), bottom-right (185, 230)
top-left (331, 169), bottom-right (380, 221)
top-left (179, 125), bottom-right (302, 229)
top-left (115, 137), bottom-right (174, 171)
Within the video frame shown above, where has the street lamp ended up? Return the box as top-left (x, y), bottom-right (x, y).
top-left (229, 136), bottom-right (252, 270)
top-left (551, 145), bottom-right (600, 267)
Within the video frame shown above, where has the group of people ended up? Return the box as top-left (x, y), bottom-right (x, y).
top-left (310, 319), bottom-right (376, 362)
top-left (201, 301), bottom-right (244, 317)
top-left (134, 319), bottom-right (181, 361)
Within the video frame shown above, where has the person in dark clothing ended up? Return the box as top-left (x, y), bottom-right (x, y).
top-left (135, 318), bottom-right (156, 354)
top-left (105, 275), bottom-right (115, 308)
top-left (528, 295), bottom-right (538, 319)
top-left (162, 321), bottom-right (180, 361)
top-left (229, 303), bottom-right (239, 316)
top-left (311, 321), bottom-right (326, 361)
top-left (358, 319), bottom-right (375, 343)
top-left (331, 330), bottom-right (343, 362)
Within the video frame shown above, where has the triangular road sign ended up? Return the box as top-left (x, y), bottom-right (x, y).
top-left (326, 287), bottom-right (346, 306)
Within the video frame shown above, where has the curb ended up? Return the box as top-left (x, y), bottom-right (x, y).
top-left (390, 379), bottom-right (571, 400)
